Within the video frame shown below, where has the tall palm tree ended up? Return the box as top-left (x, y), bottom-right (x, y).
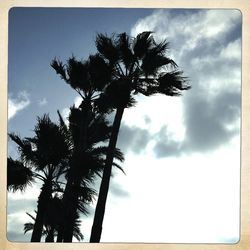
top-left (90, 31), bottom-right (191, 242)
top-left (55, 106), bottom-right (124, 242)
top-left (9, 114), bottom-right (70, 242)
top-left (51, 55), bottom-right (124, 242)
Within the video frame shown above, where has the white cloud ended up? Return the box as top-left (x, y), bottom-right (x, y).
top-left (131, 9), bottom-right (241, 57)
top-left (61, 107), bottom-right (70, 125)
top-left (129, 9), bottom-right (241, 154)
top-left (8, 91), bottom-right (30, 120)
top-left (220, 38), bottom-right (241, 60)
top-left (102, 140), bottom-right (240, 243)
top-left (122, 94), bottom-right (186, 142)
top-left (61, 96), bottom-right (82, 125)
top-left (38, 97), bottom-right (47, 106)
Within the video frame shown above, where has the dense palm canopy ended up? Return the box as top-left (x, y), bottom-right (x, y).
top-left (51, 54), bottom-right (111, 106)
top-left (7, 157), bottom-right (34, 192)
top-left (90, 31), bottom-right (190, 242)
top-left (95, 32), bottom-right (190, 110)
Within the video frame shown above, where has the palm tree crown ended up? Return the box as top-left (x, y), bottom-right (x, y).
top-left (95, 32), bottom-right (190, 111)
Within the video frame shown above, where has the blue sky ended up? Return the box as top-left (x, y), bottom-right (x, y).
top-left (8, 8), bottom-right (153, 137)
top-left (8, 8), bottom-right (241, 243)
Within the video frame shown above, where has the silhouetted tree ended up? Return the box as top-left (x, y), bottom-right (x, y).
top-left (9, 115), bottom-right (70, 242)
top-left (90, 31), bottom-right (190, 242)
top-left (51, 55), bottom-right (124, 242)
top-left (54, 106), bottom-right (124, 242)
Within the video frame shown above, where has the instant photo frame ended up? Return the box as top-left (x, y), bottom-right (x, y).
top-left (0, 0), bottom-right (249, 250)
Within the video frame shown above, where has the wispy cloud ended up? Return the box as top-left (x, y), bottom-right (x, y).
top-left (129, 9), bottom-right (241, 157)
top-left (38, 97), bottom-right (47, 106)
top-left (8, 91), bottom-right (30, 120)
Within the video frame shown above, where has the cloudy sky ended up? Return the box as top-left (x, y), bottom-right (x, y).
top-left (7, 8), bottom-right (241, 243)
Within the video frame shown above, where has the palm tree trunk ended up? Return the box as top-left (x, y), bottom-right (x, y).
top-left (56, 168), bottom-right (80, 243)
top-left (31, 181), bottom-right (52, 242)
top-left (30, 203), bottom-right (44, 242)
top-left (90, 106), bottom-right (124, 242)
top-left (62, 178), bottom-right (80, 242)
top-left (56, 173), bottom-right (74, 242)
top-left (59, 106), bottom-right (89, 242)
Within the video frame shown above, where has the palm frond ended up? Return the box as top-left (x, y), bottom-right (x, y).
top-left (150, 40), bottom-right (170, 56)
top-left (157, 70), bottom-right (190, 96)
top-left (72, 212), bottom-right (84, 241)
top-left (24, 222), bottom-right (34, 234)
top-left (96, 33), bottom-right (119, 64)
top-left (73, 228), bottom-right (84, 241)
top-left (26, 211), bottom-right (37, 221)
top-left (57, 110), bottom-right (74, 151)
top-left (113, 147), bottom-right (125, 162)
top-left (32, 114), bottom-right (70, 169)
top-left (133, 31), bottom-right (154, 58)
top-left (141, 54), bottom-right (178, 76)
top-left (88, 54), bottom-right (112, 90)
top-left (8, 133), bottom-right (34, 163)
top-left (117, 32), bottom-right (134, 70)
top-left (51, 58), bottom-right (67, 82)
top-left (7, 157), bottom-right (34, 192)
top-left (66, 56), bottom-right (90, 92)
top-left (87, 146), bottom-right (124, 164)
top-left (57, 110), bottom-right (67, 129)
top-left (112, 162), bottom-right (126, 175)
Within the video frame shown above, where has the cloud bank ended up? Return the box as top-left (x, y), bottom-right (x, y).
top-left (127, 9), bottom-right (241, 158)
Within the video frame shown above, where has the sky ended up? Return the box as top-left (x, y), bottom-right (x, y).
top-left (7, 8), bottom-right (241, 243)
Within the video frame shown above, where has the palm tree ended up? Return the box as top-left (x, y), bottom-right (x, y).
top-left (9, 114), bottom-right (70, 242)
top-left (55, 106), bottom-right (124, 242)
top-left (51, 55), bottom-right (124, 242)
top-left (90, 31), bottom-right (191, 242)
